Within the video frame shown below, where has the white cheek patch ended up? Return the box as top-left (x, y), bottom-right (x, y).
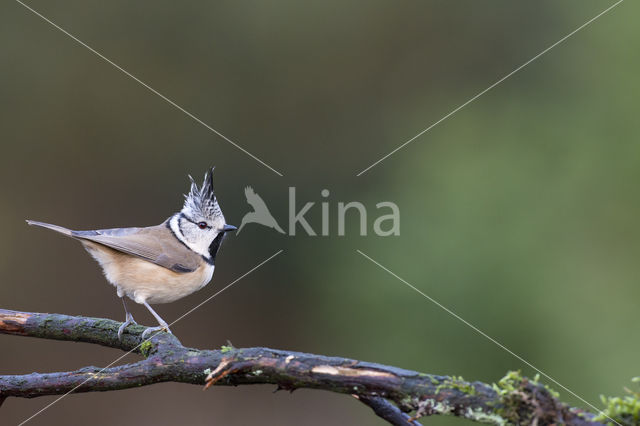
top-left (169, 214), bottom-right (211, 258)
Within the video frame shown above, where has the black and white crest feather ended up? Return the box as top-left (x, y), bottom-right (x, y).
top-left (183, 168), bottom-right (222, 220)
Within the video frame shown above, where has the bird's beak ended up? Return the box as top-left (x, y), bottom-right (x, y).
top-left (221, 224), bottom-right (237, 232)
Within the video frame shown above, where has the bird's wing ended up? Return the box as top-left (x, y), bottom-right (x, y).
top-left (244, 186), bottom-right (270, 212)
top-left (72, 223), bottom-right (200, 273)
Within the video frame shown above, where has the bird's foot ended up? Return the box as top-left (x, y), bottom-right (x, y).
top-left (117, 313), bottom-right (138, 341)
top-left (141, 324), bottom-right (172, 340)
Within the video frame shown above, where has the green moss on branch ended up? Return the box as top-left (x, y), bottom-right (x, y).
top-left (0, 308), bottom-right (618, 426)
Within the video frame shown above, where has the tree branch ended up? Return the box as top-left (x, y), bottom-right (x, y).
top-left (0, 308), bottom-right (605, 425)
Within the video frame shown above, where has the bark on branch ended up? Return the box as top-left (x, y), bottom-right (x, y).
top-left (0, 308), bottom-right (605, 425)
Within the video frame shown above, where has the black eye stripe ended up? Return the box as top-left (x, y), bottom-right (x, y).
top-left (179, 212), bottom-right (195, 224)
top-left (180, 213), bottom-right (211, 230)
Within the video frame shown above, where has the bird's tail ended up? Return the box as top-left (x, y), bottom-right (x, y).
top-left (26, 220), bottom-right (73, 236)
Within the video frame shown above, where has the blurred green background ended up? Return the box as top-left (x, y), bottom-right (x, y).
top-left (1, 1), bottom-right (638, 424)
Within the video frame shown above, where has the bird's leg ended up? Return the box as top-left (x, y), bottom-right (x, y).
top-left (117, 297), bottom-right (138, 341)
top-left (141, 301), bottom-right (172, 339)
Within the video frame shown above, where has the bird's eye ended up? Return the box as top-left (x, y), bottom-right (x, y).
top-left (198, 222), bottom-right (208, 229)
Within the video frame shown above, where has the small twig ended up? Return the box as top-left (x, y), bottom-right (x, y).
top-left (357, 395), bottom-right (423, 426)
top-left (204, 358), bottom-right (234, 389)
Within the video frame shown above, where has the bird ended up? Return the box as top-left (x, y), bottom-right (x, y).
top-left (26, 167), bottom-right (237, 340)
top-left (237, 186), bottom-right (284, 234)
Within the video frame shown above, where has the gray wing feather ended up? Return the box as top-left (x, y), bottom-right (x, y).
top-left (74, 227), bottom-right (141, 237)
top-left (71, 224), bottom-right (199, 273)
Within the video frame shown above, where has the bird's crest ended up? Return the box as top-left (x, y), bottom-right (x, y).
top-left (183, 167), bottom-right (222, 220)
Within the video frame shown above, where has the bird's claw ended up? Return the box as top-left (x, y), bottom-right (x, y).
top-left (117, 314), bottom-right (138, 341)
top-left (141, 324), bottom-right (172, 340)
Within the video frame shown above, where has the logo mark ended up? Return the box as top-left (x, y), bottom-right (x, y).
top-left (238, 187), bottom-right (399, 236)
top-left (238, 186), bottom-right (285, 234)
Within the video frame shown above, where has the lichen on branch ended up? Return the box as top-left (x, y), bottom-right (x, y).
top-left (0, 308), bottom-right (618, 425)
